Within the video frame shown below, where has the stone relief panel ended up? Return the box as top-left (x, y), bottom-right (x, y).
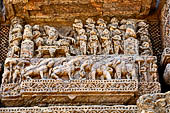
top-left (0, 17), bottom-right (160, 107)
top-left (1, 56), bottom-right (158, 84)
top-left (7, 17), bottom-right (153, 58)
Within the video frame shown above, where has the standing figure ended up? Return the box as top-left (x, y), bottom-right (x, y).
top-left (140, 63), bottom-right (148, 82)
top-left (21, 24), bottom-right (34, 58)
top-left (96, 18), bottom-right (107, 35)
top-left (85, 18), bottom-right (96, 37)
top-left (88, 29), bottom-right (99, 55)
top-left (112, 35), bottom-right (123, 54)
top-left (150, 63), bottom-right (158, 82)
top-left (101, 29), bottom-right (112, 55)
top-left (77, 29), bottom-right (87, 55)
top-left (12, 65), bottom-right (21, 83)
top-left (33, 25), bottom-right (44, 48)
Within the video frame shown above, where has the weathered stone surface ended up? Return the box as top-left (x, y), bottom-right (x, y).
top-left (137, 91), bottom-right (170, 113)
top-left (161, 0), bottom-right (170, 49)
top-left (0, 17), bottom-right (161, 107)
top-left (3, 0), bottom-right (154, 26)
top-left (163, 64), bottom-right (170, 85)
top-left (161, 0), bottom-right (170, 65)
top-left (161, 0), bottom-right (170, 85)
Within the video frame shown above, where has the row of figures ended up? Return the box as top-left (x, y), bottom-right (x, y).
top-left (69, 18), bottom-right (139, 55)
top-left (2, 56), bottom-right (158, 84)
top-left (7, 17), bottom-right (153, 58)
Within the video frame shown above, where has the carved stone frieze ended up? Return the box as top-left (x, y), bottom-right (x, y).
top-left (138, 82), bottom-right (161, 96)
top-left (0, 55), bottom-right (160, 106)
top-left (7, 17), bottom-right (153, 58)
top-left (0, 105), bottom-right (138, 113)
top-left (0, 17), bottom-right (160, 108)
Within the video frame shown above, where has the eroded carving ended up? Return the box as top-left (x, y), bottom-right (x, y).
top-left (137, 91), bottom-right (170, 113)
top-left (7, 17), bottom-right (154, 58)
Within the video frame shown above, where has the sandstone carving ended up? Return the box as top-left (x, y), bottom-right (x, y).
top-left (137, 91), bottom-right (170, 113)
top-left (6, 18), bottom-right (154, 58)
top-left (0, 16), bottom-right (161, 110)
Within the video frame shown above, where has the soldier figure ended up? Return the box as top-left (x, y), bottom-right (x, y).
top-left (77, 29), bottom-right (87, 55)
top-left (112, 35), bottom-right (123, 54)
top-left (88, 29), bottom-right (99, 55)
top-left (101, 29), bottom-right (112, 55)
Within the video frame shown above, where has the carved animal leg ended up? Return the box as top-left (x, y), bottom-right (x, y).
top-left (40, 71), bottom-right (44, 79)
top-left (103, 71), bottom-right (112, 80)
top-left (51, 73), bottom-right (60, 80)
top-left (144, 73), bottom-right (148, 82)
top-left (49, 68), bottom-right (52, 78)
top-left (2, 76), bottom-right (6, 84)
top-left (126, 74), bottom-right (131, 79)
top-left (100, 75), bottom-right (104, 80)
top-left (91, 71), bottom-right (96, 80)
top-left (154, 74), bottom-right (158, 82)
top-left (131, 70), bottom-right (137, 80)
top-left (65, 48), bottom-right (70, 57)
top-left (68, 71), bottom-right (73, 80)
top-left (13, 75), bottom-right (16, 83)
top-left (116, 71), bottom-right (121, 79)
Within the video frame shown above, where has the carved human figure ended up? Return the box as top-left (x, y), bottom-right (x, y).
top-left (150, 63), bottom-right (158, 82)
top-left (140, 64), bottom-right (148, 82)
top-left (137, 21), bottom-right (149, 36)
top-left (119, 19), bottom-right (127, 36)
top-left (73, 19), bottom-right (83, 34)
top-left (85, 18), bottom-right (96, 36)
top-left (33, 25), bottom-right (44, 48)
top-left (44, 26), bottom-right (58, 46)
top-left (23, 24), bottom-right (33, 40)
top-left (12, 65), bottom-right (21, 83)
top-left (140, 41), bottom-right (153, 55)
top-left (112, 35), bottom-right (123, 54)
top-left (9, 23), bottom-right (23, 43)
top-left (96, 18), bottom-right (107, 35)
top-left (124, 37), bottom-right (139, 55)
top-left (44, 26), bottom-right (75, 46)
top-left (20, 24), bottom-right (35, 58)
top-left (109, 17), bottom-right (119, 28)
top-left (8, 45), bottom-right (20, 58)
top-left (8, 22), bottom-right (23, 58)
top-left (100, 29), bottom-right (112, 55)
top-left (88, 29), bottom-right (100, 55)
top-left (2, 65), bottom-right (10, 84)
top-left (77, 29), bottom-right (87, 55)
